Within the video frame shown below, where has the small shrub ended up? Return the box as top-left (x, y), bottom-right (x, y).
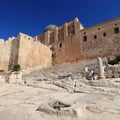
top-left (12, 64), bottom-right (21, 71)
top-left (116, 55), bottom-right (120, 63)
top-left (108, 60), bottom-right (117, 65)
top-left (108, 55), bottom-right (120, 65)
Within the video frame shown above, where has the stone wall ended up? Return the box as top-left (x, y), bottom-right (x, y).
top-left (18, 33), bottom-right (52, 73)
top-left (80, 17), bottom-right (120, 60)
top-left (0, 39), bottom-right (8, 71)
top-left (0, 33), bottom-right (52, 73)
top-left (81, 35), bottom-right (120, 59)
top-left (0, 38), bottom-right (15, 71)
top-left (51, 17), bottom-right (120, 65)
top-left (0, 17), bottom-right (120, 73)
top-left (51, 18), bottom-right (82, 65)
top-left (52, 33), bottom-right (82, 65)
top-left (35, 17), bottom-right (81, 46)
top-left (0, 36), bottom-right (22, 72)
top-left (8, 37), bottom-right (19, 70)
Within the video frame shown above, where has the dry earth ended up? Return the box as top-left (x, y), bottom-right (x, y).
top-left (0, 61), bottom-right (120, 120)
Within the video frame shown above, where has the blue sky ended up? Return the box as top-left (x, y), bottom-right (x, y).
top-left (0, 0), bottom-right (120, 40)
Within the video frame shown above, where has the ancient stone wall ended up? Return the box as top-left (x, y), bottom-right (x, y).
top-left (35, 17), bottom-right (81, 47)
top-left (18, 33), bottom-right (52, 73)
top-left (0, 39), bottom-right (9, 71)
top-left (50, 18), bottom-right (82, 65)
top-left (1, 17), bottom-right (120, 72)
top-left (52, 17), bottom-right (120, 65)
top-left (8, 37), bottom-right (19, 70)
top-left (52, 33), bottom-right (82, 65)
top-left (58, 27), bottom-right (64, 41)
top-left (0, 37), bottom-right (17, 72)
top-left (35, 34), bottom-right (45, 44)
top-left (80, 18), bottom-right (120, 59)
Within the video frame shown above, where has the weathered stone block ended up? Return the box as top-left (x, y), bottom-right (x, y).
top-left (113, 72), bottom-right (119, 78)
top-left (107, 70), bottom-right (113, 78)
top-left (8, 71), bottom-right (22, 84)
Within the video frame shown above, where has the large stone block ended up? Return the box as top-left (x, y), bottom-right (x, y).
top-left (107, 70), bottom-right (113, 78)
top-left (8, 71), bottom-right (22, 84)
top-left (113, 72), bottom-right (119, 78)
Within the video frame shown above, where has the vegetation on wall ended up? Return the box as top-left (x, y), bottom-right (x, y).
top-left (108, 55), bottom-right (120, 65)
top-left (12, 64), bottom-right (21, 72)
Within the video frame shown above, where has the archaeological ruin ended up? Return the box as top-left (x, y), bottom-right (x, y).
top-left (0, 17), bottom-right (120, 73)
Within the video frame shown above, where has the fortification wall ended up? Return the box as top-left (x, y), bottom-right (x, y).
top-left (0, 37), bottom-right (17, 72)
top-left (8, 37), bottom-right (19, 70)
top-left (52, 32), bottom-right (82, 65)
top-left (35, 34), bottom-right (45, 44)
top-left (1, 17), bottom-right (120, 72)
top-left (0, 39), bottom-right (10, 71)
top-left (80, 17), bottom-right (120, 59)
top-left (18, 33), bottom-right (52, 73)
top-left (35, 17), bottom-right (81, 46)
top-left (52, 18), bottom-right (120, 65)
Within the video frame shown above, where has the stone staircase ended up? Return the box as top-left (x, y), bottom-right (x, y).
top-left (22, 62), bottom-right (88, 90)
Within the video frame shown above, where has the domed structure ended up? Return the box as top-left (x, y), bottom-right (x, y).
top-left (44, 24), bottom-right (57, 32)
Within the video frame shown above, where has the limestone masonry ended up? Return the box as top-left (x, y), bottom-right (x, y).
top-left (0, 17), bottom-right (120, 72)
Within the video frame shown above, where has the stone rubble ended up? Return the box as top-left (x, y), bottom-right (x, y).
top-left (0, 60), bottom-right (120, 120)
